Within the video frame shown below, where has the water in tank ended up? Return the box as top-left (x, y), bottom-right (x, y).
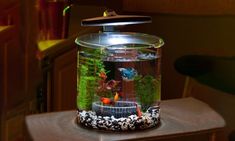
top-left (75, 10), bottom-right (164, 131)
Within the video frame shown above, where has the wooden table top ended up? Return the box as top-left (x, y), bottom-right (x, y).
top-left (25, 97), bottom-right (225, 141)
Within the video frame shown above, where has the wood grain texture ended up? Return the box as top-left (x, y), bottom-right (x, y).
top-left (26, 97), bottom-right (225, 141)
top-left (52, 47), bottom-right (77, 111)
top-left (123, 0), bottom-right (235, 15)
top-left (1, 1), bottom-right (41, 140)
top-left (0, 4), bottom-right (25, 111)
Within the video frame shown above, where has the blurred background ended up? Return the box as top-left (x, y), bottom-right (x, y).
top-left (1, 0), bottom-right (235, 141)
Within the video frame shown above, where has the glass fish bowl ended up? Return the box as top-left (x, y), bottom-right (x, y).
top-left (75, 12), bottom-right (164, 131)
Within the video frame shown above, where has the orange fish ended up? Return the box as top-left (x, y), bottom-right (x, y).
top-left (136, 104), bottom-right (142, 117)
top-left (99, 71), bottom-right (107, 80)
top-left (100, 97), bottom-right (113, 105)
top-left (114, 92), bottom-right (119, 102)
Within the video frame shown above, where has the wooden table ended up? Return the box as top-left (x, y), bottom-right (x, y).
top-left (25, 97), bottom-right (225, 141)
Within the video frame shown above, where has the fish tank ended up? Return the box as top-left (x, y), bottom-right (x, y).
top-left (75, 10), bottom-right (164, 131)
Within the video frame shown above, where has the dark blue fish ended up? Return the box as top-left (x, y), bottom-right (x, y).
top-left (118, 67), bottom-right (138, 81)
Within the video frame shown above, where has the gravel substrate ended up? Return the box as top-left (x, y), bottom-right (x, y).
top-left (77, 106), bottom-right (160, 131)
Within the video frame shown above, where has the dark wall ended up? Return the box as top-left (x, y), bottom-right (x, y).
top-left (124, 14), bottom-right (235, 99)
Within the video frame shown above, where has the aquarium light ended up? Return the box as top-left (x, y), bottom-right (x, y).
top-left (107, 36), bottom-right (129, 45)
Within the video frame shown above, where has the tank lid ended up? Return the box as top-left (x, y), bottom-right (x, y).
top-left (81, 10), bottom-right (152, 27)
top-left (75, 32), bottom-right (164, 49)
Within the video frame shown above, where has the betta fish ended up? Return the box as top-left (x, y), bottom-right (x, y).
top-left (100, 97), bottom-right (114, 105)
top-left (118, 67), bottom-right (138, 81)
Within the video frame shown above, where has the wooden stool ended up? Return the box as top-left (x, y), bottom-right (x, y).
top-left (25, 97), bottom-right (225, 141)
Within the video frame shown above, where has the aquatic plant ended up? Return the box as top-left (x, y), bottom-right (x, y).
top-left (77, 49), bottom-right (121, 109)
top-left (134, 75), bottom-right (160, 111)
top-left (93, 56), bottom-right (120, 98)
top-left (77, 49), bottom-right (112, 109)
top-left (77, 65), bottom-right (97, 110)
top-left (95, 59), bottom-right (106, 73)
top-left (96, 71), bottom-right (120, 98)
top-left (77, 50), bottom-right (104, 110)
